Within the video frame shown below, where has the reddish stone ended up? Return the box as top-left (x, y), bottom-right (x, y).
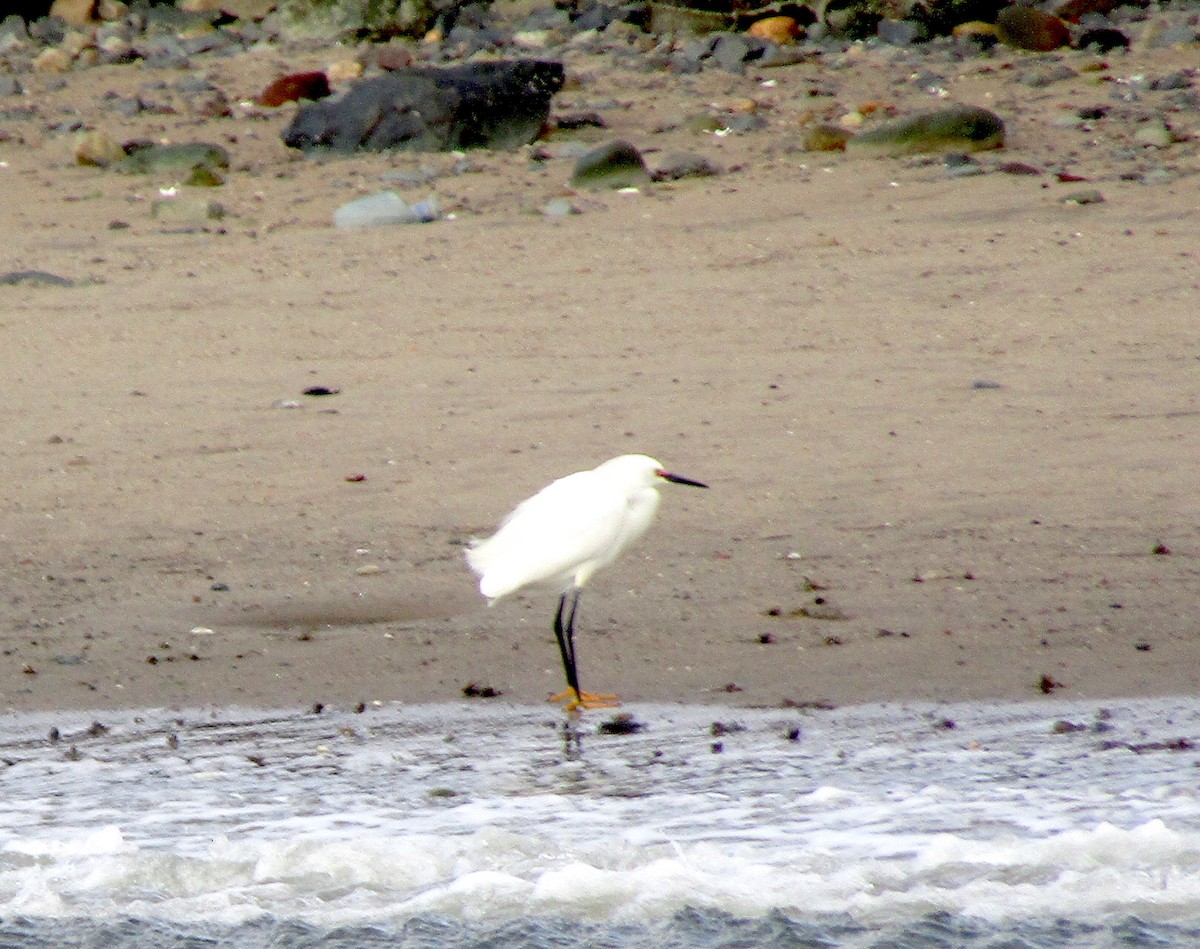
top-left (996, 6), bottom-right (1071, 51)
top-left (256, 71), bottom-right (331, 108)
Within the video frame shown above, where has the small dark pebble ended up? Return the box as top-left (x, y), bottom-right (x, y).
top-left (786, 727), bottom-right (802, 741)
top-left (972, 379), bottom-right (1003, 389)
top-left (710, 741), bottom-right (724, 754)
top-left (1077, 27), bottom-right (1129, 52)
top-left (462, 682), bottom-right (501, 698)
top-left (210, 581), bottom-right (230, 591)
top-left (311, 702), bottom-right (324, 714)
top-left (1052, 719), bottom-right (1088, 734)
top-left (303, 386), bottom-right (340, 397)
top-left (711, 721), bottom-right (747, 737)
top-left (598, 714), bottom-right (644, 735)
top-left (758, 633), bottom-right (774, 644)
top-left (1135, 642), bottom-right (1152, 652)
top-left (355, 702), bottom-right (367, 713)
top-left (1039, 674), bottom-right (1063, 694)
top-left (87, 720), bottom-right (108, 737)
top-left (781, 699), bottom-right (837, 710)
top-left (247, 755), bottom-right (267, 767)
top-left (554, 112), bottom-right (606, 130)
top-left (935, 718), bottom-right (956, 730)
top-left (167, 733), bottom-right (180, 749)
top-left (48, 727), bottom-right (60, 744)
top-left (1153, 543), bottom-right (1171, 555)
top-left (721, 682), bottom-right (743, 693)
top-left (1102, 737), bottom-right (1195, 754)
top-left (998, 160), bottom-right (1042, 175)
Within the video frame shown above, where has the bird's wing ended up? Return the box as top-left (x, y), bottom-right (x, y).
top-left (467, 471), bottom-right (629, 599)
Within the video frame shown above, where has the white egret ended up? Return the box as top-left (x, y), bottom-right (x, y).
top-left (466, 454), bottom-right (708, 711)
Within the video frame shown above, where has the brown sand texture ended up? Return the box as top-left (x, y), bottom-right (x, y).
top-left (2, 31), bottom-right (1199, 712)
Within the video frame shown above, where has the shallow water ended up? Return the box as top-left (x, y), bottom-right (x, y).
top-left (0, 698), bottom-right (1198, 947)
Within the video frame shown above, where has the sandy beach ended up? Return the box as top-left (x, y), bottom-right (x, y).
top-left (2, 14), bottom-right (1199, 714)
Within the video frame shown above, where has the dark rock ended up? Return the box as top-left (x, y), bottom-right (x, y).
top-left (283, 60), bottom-right (564, 153)
top-left (1076, 26), bottom-right (1128, 51)
top-left (571, 139), bottom-right (651, 189)
top-left (0, 270), bottom-right (74, 287)
top-left (710, 33), bottom-right (765, 72)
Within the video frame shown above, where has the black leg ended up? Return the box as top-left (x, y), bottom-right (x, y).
top-left (554, 591), bottom-right (581, 697)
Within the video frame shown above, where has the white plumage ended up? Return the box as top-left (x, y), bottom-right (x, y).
top-left (466, 454), bottom-right (708, 710)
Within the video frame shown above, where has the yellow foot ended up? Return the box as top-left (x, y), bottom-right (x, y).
top-left (549, 688), bottom-right (621, 712)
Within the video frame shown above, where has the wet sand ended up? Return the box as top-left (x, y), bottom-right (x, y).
top-left (2, 27), bottom-right (1199, 712)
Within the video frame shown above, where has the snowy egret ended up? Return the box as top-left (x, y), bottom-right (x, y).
top-left (466, 454), bottom-right (708, 711)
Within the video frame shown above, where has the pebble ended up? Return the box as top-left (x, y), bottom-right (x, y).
top-left (257, 71), bottom-right (331, 107)
top-left (995, 6), bottom-right (1071, 52)
top-left (73, 130), bottom-right (126, 167)
top-left (650, 151), bottom-right (721, 181)
top-left (570, 140), bottom-right (651, 190)
top-left (114, 142), bottom-right (230, 176)
top-left (325, 59), bottom-right (363, 83)
top-left (801, 123), bottom-right (852, 152)
top-left (1133, 120), bottom-right (1173, 148)
top-left (1059, 189), bottom-right (1105, 205)
top-left (332, 192), bottom-right (440, 228)
top-left (32, 47), bottom-right (73, 73)
top-left (747, 16), bottom-right (801, 45)
top-left (150, 196), bottom-right (226, 225)
top-left (846, 105), bottom-right (1005, 158)
top-left (0, 270), bottom-right (75, 287)
top-left (542, 198), bottom-right (578, 217)
top-left (49, 0), bottom-right (97, 27)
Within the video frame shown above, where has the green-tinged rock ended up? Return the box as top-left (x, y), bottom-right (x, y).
top-left (185, 165), bottom-right (225, 187)
top-left (802, 123), bottom-right (852, 152)
top-left (114, 143), bottom-right (230, 177)
top-left (151, 197), bottom-right (226, 225)
top-left (570, 140), bottom-right (651, 190)
top-left (846, 105), bottom-right (1004, 157)
top-left (1060, 189), bottom-right (1104, 205)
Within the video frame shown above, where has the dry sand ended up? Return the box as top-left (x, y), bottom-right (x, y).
top-left (2, 30), bottom-right (1199, 714)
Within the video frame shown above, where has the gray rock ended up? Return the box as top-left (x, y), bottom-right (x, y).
top-left (0, 270), bottom-right (74, 288)
top-left (333, 192), bottom-right (440, 228)
top-left (283, 60), bottom-right (564, 153)
top-left (709, 33), bottom-right (764, 72)
top-left (651, 151), bottom-right (721, 180)
top-left (878, 18), bottom-right (925, 45)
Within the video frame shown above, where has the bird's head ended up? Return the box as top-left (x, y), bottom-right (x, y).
top-left (596, 454), bottom-right (709, 490)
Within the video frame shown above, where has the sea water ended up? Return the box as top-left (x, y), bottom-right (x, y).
top-left (0, 698), bottom-right (1198, 947)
